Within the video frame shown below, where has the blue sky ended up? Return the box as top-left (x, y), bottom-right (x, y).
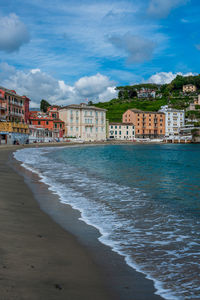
top-left (0, 0), bottom-right (200, 106)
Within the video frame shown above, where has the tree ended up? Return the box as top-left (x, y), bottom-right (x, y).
top-left (40, 99), bottom-right (50, 112)
top-left (88, 100), bottom-right (93, 106)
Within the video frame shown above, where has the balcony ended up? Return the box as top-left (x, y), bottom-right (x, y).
top-left (85, 124), bottom-right (94, 127)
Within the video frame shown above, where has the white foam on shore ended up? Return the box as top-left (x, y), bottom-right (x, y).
top-left (14, 147), bottom-right (200, 300)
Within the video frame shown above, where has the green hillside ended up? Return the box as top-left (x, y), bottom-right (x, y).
top-left (94, 75), bottom-right (199, 122)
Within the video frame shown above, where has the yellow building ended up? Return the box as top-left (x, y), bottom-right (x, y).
top-left (0, 122), bottom-right (29, 144)
top-left (183, 84), bottom-right (197, 93)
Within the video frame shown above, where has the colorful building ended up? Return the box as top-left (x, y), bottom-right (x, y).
top-left (0, 122), bottom-right (29, 145)
top-left (123, 109), bottom-right (165, 139)
top-left (109, 123), bottom-right (135, 140)
top-left (29, 107), bottom-right (65, 141)
top-left (58, 103), bottom-right (107, 141)
top-left (0, 86), bottom-right (30, 123)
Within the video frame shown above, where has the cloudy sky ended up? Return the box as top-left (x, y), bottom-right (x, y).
top-left (0, 0), bottom-right (199, 107)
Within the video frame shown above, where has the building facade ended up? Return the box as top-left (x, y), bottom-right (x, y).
top-left (137, 88), bottom-right (156, 99)
top-left (109, 123), bottom-right (135, 140)
top-left (183, 84), bottom-right (197, 93)
top-left (186, 94), bottom-right (200, 111)
top-left (0, 87), bottom-right (30, 123)
top-left (123, 109), bottom-right (165, 139)
top-left (159, 106), bottom-right (185, 137)
top-left (0, 122), bottom-right (29, 144)
top-left (29, 107), bottom-right (65, 141)
top-left (58, 103), bottom-right (106, 141)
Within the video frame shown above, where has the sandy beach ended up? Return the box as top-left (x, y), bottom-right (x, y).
top-left (0, 143), bottom-right (164, 300)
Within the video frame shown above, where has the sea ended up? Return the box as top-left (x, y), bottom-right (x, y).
top-left (14, 144), bottom-right (200, 300)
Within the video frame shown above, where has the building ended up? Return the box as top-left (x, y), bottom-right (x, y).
top-left (123, 109), bottom-right (165, 139)
top-left (159, 105), bottom-right (185, 138)
top-left (0, 122), bottom-right (29, 144)
top-left (109, 123), bottom-right (135, 140)
top-left (0, 86), bottom-right (30, 123)
top-left (29, 125), bottom-right (46, 143)
top-left (183, 84), bottom-right (197, 93)
top-left (58, 103), bottom-right (107, 141)
top-left (186, 94), bottom-right (200, 111)
top-left (137, 88), bottom-right (156, 99)
top-left (29, 107), bottom-right (65, 141)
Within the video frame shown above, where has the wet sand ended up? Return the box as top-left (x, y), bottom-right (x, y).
top-left (0, 144), bottom-right (164, 300)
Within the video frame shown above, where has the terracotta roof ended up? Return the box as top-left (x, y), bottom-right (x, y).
top-left (129, 109), bottom-right (165, 115)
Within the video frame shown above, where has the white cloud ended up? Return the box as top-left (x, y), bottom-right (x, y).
top-left (147, 0), bottom-right (189, 18)
top-left (0, 64), bottom-right (117, 107)
top-left (0, 13), bottom-right (30, 52)
top-left (108, 33), bottom-right (156, 63)
top-left (147, 71), bottom-right (196, 84)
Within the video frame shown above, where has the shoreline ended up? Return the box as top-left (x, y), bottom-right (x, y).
top-left (1, 144), bottom-right (163, 299)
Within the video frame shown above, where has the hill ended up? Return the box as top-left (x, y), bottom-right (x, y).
top-left (94, 75), bottom-right (199, 122)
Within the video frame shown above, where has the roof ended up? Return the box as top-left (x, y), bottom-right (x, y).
top-left (109, 122), bottom-right (134, 126)
top-left (59, 103), bottom-right (107, 112)
top-left (0, 86), bottom-right (23, 98)
top-left (128, 109), bottom-right (165, 115)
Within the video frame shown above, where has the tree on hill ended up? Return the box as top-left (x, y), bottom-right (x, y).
top-left (40, 99), bottom-right (50, 112)
top-left (169, 74), bottom-right (200, 91)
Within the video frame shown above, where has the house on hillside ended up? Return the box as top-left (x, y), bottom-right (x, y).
top-left (136, 88), bottom-right (156, 99)
top-left (183, 84), bottom-right (197, 93)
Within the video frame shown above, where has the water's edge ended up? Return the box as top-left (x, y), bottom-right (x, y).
top-left (12, 148), bottom-right (164, 300)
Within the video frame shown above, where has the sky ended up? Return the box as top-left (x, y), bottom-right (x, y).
top-left (0, 0), bottom-right (200, 107)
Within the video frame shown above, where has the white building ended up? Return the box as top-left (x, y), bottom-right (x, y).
top-left (137, 88), bottom-right (156, 99)
top-left (109, 123), bottom-right (135, 140)
top-left (58, 103), bottom-right (107, 141)
top-left (159, 105), bottom-right (185, 137)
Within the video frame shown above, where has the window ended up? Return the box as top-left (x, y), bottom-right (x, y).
top-left (127, 126), bottom-right (128, 129)
top-left (46, 121), bottom-right (49, 125)
top-left (119, 131), bottom-right (121, 135)
top-left (38, 121), bottom-right (40, 125)
top-left (54, 123), bottom-right (57, 128)
top-left (115, 131), bottom-right (117, 135)
top-left (111, 125), bottom-right (113, 129)
top-left (70, 126), bottom-right (73, 131)
top-left (96, 127), bottom-right (98, 132)
top-left (115, 126), bottom-right (117, 129)
top-left (90, 111), bottom-right (92, 116)
top-left (60, 124), bottom-right (62, 128)
top-left (126, 131), bottom-right (128, 135)
top-left (76, 127), bottom-right (78, 132)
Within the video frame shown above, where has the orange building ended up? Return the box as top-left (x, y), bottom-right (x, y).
top-left (29, 106), bottom-right (65, 140)
top-left (123, 109), bottom-right (165, 139)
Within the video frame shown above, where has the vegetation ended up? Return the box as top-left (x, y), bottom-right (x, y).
top-left (94, 74), bottom-right (200, 122)
top-left (95, 98), bottom-right (168, 122)
top-left (40, 99), bottom-right (50, 112)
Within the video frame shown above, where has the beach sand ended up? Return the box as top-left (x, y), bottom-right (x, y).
top-left (0, 144), bottom-right (164, 300)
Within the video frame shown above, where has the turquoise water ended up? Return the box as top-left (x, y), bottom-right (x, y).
top-left (15, 144), bottom-right (200, 300)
